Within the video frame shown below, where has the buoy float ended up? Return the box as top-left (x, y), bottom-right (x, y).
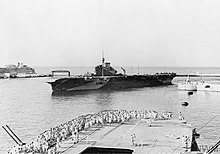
top-left (181, 101), bottom-right (189, 106)
top-left (188, 91), bottom-right (193, 95)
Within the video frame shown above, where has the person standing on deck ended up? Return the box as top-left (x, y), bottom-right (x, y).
top-left (56, 136), bottom-right (60, 149)
top-left (179, 112), bottom-right (184, 121)
top-left (182, 135), bottom-right (189, 149)
top-left (131, 134), bottom-right (137, 146)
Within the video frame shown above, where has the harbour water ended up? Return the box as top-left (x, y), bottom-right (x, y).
top-left (1, 66), bottom-right (220, 153)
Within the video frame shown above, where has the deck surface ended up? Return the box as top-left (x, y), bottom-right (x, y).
top-left (57, 118), bottom-right (195, 154)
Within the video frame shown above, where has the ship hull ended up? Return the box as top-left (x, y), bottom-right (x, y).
top-left (48, 73), bottom-right (176, 94)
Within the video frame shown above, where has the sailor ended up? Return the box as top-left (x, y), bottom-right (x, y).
top-left (166, 112), bottom-right (172, 120)
top-left (133, 134), bottom-right (137, 146)
top-left (47, 147), bottom-right (52, 154)
top-left (179, 112), bottom-right (184, 121)
top-left (56, 136), bottom-right (60, 149)
top-left (74, 128), bottom-right (79, 143)
top-left (162, 112), bottom-right (168, 120)
top-left (44, 141), bottom-right (49, 153)
top-left (147, 118), bottom-right (152, 127)
top-left (53, 143), bottom-right (57, 153)
top-left (182, 135), bottom-right (189, 149)
top-left (109, 114), bottom-right (112, 124)
top-left (152, 110), bottom-right (158, 120)
top-left (72, 131), bottom-right (77, 144)
top-left (148, 110), bottom-right (152, 119)
top-left (131, 134), bottom-right (135, 146)
top-left (121, 115), bottom-right (125, 123)
top-left (76, 130), bottom-right (79, 143)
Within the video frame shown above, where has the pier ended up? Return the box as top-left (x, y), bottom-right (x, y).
top-left (176, 74), bottom-right (220, 78)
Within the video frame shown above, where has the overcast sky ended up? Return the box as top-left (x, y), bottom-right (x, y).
top-left (0, 0), bottom-right (220, 67)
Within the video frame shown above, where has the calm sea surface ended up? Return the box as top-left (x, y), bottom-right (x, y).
top-left (1, 66), bottom-right (220, 153)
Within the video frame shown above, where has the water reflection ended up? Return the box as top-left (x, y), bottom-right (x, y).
top-left (94, 91), bottom-right (114, 108)
top-left (51, 90), bottom-right (116, 110)
top-left (51, 90), bottom-right (99, 97)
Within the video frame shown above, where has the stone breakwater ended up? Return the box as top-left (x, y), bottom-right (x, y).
top-left (8, 109), bottom-right (172, 154)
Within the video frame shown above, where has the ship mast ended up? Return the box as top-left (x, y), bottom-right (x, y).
top-left (102, 50), bottom-right (105, 77)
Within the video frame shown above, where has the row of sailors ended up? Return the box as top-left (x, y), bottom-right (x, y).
top-left (9, 109), bottom-right (171, 154)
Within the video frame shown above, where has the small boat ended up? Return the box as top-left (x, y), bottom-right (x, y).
top-left (178, 76), bottom-right (197, 91)
top-left (208, 84), bottom-right (220, 92)
top-left (196, 80), bottom-right (211, 91)
top-left (196, 81), bottom-right (220, 92)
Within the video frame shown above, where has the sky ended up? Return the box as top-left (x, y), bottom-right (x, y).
top-left (0, 0), bottom-right (220, 67)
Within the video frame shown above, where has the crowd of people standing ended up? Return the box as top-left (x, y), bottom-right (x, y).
top-left (9, 109), bottom-right (163, 154)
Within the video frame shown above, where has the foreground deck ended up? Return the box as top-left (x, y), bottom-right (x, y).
top-left (57, 117), bottom-right (199, 154)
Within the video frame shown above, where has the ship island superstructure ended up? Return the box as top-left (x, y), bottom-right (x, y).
top-left (48, 58), bottom-right (176, 93)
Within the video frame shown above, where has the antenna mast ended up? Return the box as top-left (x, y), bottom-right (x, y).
top-left (102, 50), bottom-right (105, 77)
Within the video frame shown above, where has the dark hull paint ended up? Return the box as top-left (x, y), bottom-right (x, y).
top-left (48, 73), bottom-right (176, 94)
top-left (101, 75), bottom-right (174, 90)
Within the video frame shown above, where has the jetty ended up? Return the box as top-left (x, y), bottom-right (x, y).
top-left (176, 73), bottom-right (220, 78)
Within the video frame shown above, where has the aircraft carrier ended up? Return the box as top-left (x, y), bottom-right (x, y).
top-left (48, 58), bottom-right (176, 94)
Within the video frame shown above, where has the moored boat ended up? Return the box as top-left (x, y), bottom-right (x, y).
top-left (178, 77), bottom-right (220, 92)
top-left (196, 81), bottom-right (211, 91)
top-left (178, 76), bottom-right (197, 91)
top-left (209, 84), bottom-right (220, 92)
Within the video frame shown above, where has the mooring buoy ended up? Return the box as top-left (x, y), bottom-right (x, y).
top-left (181, 101), bottom-right (189, 106)
top-left (188, 91), bottom-right (193, 95)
